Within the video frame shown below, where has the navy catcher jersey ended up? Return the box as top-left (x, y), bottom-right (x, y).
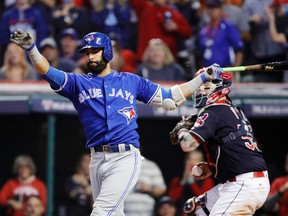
top-left (54, 70), bottom-right (161, 148)
top-left (190, 101), bottom-right (267, 183)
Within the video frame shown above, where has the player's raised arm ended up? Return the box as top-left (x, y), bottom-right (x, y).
top-left (155, 64), bottom-right (223, 110)
top-left (178, 64), bottom-right (223, 98)
top-left (10, 29), bottom-right (49, 75)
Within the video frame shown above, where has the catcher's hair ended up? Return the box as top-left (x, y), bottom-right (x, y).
top-left (12, 154), bottom-right (36, 175)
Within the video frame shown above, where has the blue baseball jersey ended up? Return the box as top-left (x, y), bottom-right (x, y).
top-left (190, 101), bottom-right (267, 183)
top-left (47, 69), bottom-right (163, 148)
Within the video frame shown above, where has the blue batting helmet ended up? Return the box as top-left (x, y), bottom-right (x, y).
top-left (78, 32), bottom-right (113, 62)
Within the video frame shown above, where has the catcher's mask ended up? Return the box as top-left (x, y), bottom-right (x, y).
top-left (193, 72), bottom-right (232, 108)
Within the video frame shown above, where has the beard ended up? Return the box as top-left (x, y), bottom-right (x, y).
top-left (86, 60), bottom-right (108, 75)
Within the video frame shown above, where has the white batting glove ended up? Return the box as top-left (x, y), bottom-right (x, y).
top-left (10, 29), bottom-right (35, 51)
top-left (199, 63), bottom-right (223, 82)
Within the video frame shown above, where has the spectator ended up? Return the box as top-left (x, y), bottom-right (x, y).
top-left (135, 38), bottom-right (187, 81)
top-left (0, 0), bottom-right (48, 65)
top-left (124, 157), bottom-right (167, 216)
top-left (197, 0), bottom-right (244, 80)
top-left (32, 0), bottom-right (56, 35)
top-left (265, 1), bottom-right (288, 45)
top-left (0, 155), bottom-right (47, 216)
top-left (110, 39), bottom-right (137, 73)
top-left (155, 195), bottom-right (177, 216)
top-left (64, 153), bottom-right (93, 216)
top-left (24, 195), bottom-right (45, 216)
top-left (89, 0), bottom-right (134, 50)
top-left (50, 0), bottom-right (91, 40)
top-left (168, 150), bottom-right (214, 216)
top-left (222, 0), bottom-right (251, 42)
top-left (0, 42), bottom-right (38, 82)
top-left (265, 1), bottom-right (288, 83)
top-left (40, 37), bottom-right (82, 73)
top-left (59, 28), bottom-right (82, 63)
top-left (242, 0), bottom-right (287, 82)
top-left (169, 0), bottom-right (202, 79)
top-left (262, 152), bottom-right (288, 216)
top-left (129, 0), bottom-right (192, 61)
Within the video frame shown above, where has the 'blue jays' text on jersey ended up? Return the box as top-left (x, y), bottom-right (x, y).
top-left (50, 69), bottom-right (161, 148)
top-left (190, 101), bottom-right (267, 183)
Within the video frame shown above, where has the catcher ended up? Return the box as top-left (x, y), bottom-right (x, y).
top-left (169, 70), bottom-right (270, 215)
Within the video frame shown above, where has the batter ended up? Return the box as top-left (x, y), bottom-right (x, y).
top-left (10, 29), bottom-right (223, 216)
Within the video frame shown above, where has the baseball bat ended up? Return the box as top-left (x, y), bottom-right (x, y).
top-left (222, 61), bottom-right (288, 72)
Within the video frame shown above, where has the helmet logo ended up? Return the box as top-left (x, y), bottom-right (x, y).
top-left (96, 37), bottom-right (102, 45)
top-left (85, 35), bottom-right (95, 44)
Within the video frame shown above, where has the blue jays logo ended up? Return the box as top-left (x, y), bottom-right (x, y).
top-left (118, 106), bottom-right (136, 124)
top-left (85, 35), bottom-right (94, 44)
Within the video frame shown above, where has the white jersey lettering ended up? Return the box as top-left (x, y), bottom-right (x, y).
top-left (115, 89), bottom-right (124, 98)
top-left (79, 88), bottom-right (135, 104)
top-left (89, 88), bottom-right (103, 98)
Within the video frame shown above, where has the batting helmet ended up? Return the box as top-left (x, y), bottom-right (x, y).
top-left (78, 32), bottom-right (113, 62)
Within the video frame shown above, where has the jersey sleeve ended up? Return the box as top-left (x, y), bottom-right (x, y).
top-left (133, 74), bottom-right (160, 104)
top-left (190, 110), bottom-right (220, 143)
top-left (226, 21), bottom-right (244, 51)
top-left (40, 66), bottom-right (66, 90)
top-left (41, 67), bottom-right (79, 99)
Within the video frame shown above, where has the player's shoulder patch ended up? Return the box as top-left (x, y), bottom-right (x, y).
top-left (194, 113), bottom-right (209, 127)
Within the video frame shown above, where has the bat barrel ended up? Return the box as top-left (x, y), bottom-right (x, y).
top-left (222, 66), bottom-right (246, 72)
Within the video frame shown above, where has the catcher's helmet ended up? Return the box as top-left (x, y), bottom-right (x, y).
top-left (78, 32), bottom-right (113, 62)
top-left (193, 72), bottom-right (232, 108)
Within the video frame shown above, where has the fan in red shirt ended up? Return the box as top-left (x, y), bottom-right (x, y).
top-left (129, 0), bottom-right (192, 61)
top-left (263, 153), bottom-right (288, 216)
top-left (0, 155), bottom-right (47, 216)
top-left (168, 150), bottom-right (214, 216)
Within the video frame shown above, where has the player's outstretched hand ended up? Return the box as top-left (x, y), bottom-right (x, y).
top-left (10, 29), bottom-right (35, 50)
top-left (198, 63), bottom-right (223, 82)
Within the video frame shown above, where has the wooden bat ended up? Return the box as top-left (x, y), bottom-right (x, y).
top-left (222, 61), bottom-right (288, 72)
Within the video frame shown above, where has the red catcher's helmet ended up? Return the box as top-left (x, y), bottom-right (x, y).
top-left (193, 71), bottom-right (233, 108)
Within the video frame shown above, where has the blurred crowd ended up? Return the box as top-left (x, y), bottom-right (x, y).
top-left (1, 151), bottom-right (288, 216)
top-left (0, 0), bottom-right (288, 83)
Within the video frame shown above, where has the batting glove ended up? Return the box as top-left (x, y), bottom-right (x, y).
top-left (200, 63), bottom-right (223, 82)
top-left (10, 29), bottom-right (35, 51)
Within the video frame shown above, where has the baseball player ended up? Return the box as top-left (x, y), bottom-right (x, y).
top-left (170, 70), bottom-right (270, 215)
top-left (10, 29), bottom-right (223, 216)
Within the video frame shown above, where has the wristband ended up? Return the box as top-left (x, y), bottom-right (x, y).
top-left (27, 43), bottom-right (35, 52)
top-left (187, 76), bottom-right (203, 94)
top-left (27, 45), bottom-right (42, 65)
top-left (200, 73), bottom-right (207, 83)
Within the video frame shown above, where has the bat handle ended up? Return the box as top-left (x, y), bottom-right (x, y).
top-left (207, 67), bottom-right (213, 75)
